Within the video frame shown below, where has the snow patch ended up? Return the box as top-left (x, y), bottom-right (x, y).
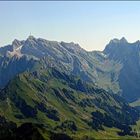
top-left (100, 52), bottom-right (107, 58)
top-left (15, 45), bottom-right (23, 51)
top-left (6, 45), bottom-right (23, 58)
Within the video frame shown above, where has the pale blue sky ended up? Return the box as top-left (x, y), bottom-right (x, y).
top-left (0, 1), bottom-right (140, 51)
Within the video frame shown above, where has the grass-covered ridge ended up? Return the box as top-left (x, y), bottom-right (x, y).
top-left (0, 68), bottom-right (139, 139)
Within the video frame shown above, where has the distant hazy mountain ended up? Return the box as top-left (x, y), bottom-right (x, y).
top-left (0, 36), bottom-right (119, 92)
top-left (0, 36), bottom-right (140, 103)
top-left (104, 37), bottom-right (140, 102)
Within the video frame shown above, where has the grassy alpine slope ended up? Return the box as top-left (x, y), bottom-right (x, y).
top-left (0, 67), bottom-right (139, 139)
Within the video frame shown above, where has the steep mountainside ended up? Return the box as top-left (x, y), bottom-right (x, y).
top-left (104, 38), bottom-right (140, 102)
top-left (0, 36), bottom-right (120, 94)
top-left (1, 36), bottom-right (140, 139)
top-left (0, 36), bottom-right (140, 102)
top-left (0, 68), bottom-right (139, 139)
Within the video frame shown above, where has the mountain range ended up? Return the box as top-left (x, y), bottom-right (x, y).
top-left (0, 36), bottom-right (140, 139)
top-left (1, 36), bottom-right (140, 102)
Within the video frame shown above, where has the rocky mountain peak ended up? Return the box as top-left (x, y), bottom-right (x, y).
top-left (12, 39), bottom-right (21, 46)
top-left (25, 35), bottom-right (37, 45)
top-left (27, 35), bottom-right (36, 40)
top-left (109, 37), bottom-right (128, 45)
top-left (12, 39), bottom-right (22, 50)
top-left (120, 37), bottom-right (128, 43)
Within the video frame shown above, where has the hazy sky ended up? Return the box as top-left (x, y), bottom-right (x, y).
top-left (1, 1), bottom-right (140, 51)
